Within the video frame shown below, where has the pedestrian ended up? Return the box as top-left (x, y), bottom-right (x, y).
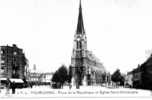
top-left (69, 83), bottom-right (72, 89)
top-left (11, 81), bottom-right (16, 94)
top-left (6, 78), bottom-right (10, 95)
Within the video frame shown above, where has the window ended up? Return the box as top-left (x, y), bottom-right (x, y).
top-left (13, 52), bottom-right (17, 55)
top-left (0, 50), bottom-right (3, 54)
top-left (76, 41), bottom-right (82, 49)
top-left (1, 66), bottom-right (4, 70)
top-left (79, 42), bottom-right (82, 48)
top-left (77, 41), bottom-right (79, 49)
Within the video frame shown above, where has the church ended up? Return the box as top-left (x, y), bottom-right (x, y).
top-left (70, 0), bottom-right (106, 88)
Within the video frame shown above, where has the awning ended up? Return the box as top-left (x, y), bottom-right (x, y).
top-left (10, 78), bottom-right (24, 83)
top-left (0, 78), bottom-right (7, 80)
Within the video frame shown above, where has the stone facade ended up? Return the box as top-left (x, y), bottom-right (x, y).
top-left (70, 1), bottom-right (106, 88)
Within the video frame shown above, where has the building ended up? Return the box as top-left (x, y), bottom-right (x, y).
top-left (0, 44), bottom-right (27, 87)
top-left (85, 50), bottom-right (106, 85)
top-left (126, 65), bottom-right (142, 88)
top-left (126, 54), bottom-right (152, 90)
top-left (40, 73), bottom-right (53, 83)
top-left (28, 72), bottom-right (53, 85)
top-left (0, 44), bottom-right (27, 79)
top-left (26, 65), bottom-right (54, 85)
top-left (126, 53), bottom-right (152, 90)
top-left (140, 54), bottom-right (152, 90)
top-left (28, 72), bottom-right (41, 85)
top-left (125, 72), bottom-right (133, 87)
top-left (70, 1), bottom-right (106, 88)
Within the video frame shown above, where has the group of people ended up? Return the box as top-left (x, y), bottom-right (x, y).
top-left (6, 78), bottom-right (16, 94)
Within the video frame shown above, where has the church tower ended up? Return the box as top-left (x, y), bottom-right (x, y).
top-left (70, 0), bottom-right (88, 88)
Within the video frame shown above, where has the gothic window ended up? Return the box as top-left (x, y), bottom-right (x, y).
top-left (79, 41), bottom-right (82, 49)
top-left (76, 41), bottom-right (79, 49)
top-left (76, 41), bottom-right (82, 49)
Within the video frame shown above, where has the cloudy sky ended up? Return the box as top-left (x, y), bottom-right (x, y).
top-left (0, 0), bottom-right (152, 73)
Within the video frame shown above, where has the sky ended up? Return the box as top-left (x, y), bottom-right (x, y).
top-left (0, 0), bottom-right (152, 74)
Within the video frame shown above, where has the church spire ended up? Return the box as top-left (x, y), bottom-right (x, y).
top-left (76, 0), bottom-right (85, 34)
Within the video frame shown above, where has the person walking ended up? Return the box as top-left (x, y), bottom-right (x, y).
top-left (11, 81), bottom-right (16, 94)
top-left (6, 78), bottom-right (10, 95)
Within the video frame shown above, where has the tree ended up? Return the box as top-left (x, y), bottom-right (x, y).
top-left (67, 65), bottom-right (72, 83)
top-left (111, 69), bottom-right (125, 86)
top-left (51, 71), bottom-right (60, 83)
top-left (58, 65), bottom-right (68, 85)
top-left (51, 65), bottom-right (68, 88)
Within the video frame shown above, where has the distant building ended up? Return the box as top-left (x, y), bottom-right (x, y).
top-left (28, 72), bottom-right (53, 85)
top-left (28, 72), bottom-right (41, 85)
top-left (40, 73), bottom-right (53, 83)
top-left (0, 44), bottom-right (27, 79)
